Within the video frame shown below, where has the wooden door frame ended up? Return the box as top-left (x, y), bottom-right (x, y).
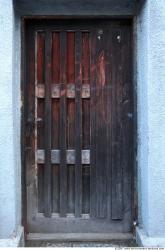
top-left (21, 16), bottom-right (137, 239)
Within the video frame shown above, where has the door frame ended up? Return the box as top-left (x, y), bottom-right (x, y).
top-left (21, 16), bottom-right (137, 239)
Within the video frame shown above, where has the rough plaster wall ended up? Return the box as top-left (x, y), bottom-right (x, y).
top-left (13, 9), bottom-right (22, 234)
top-left (0, 0), bottom-right (17, 238)
top-left (137, 0), bottom-right (149, 234)
top-left (0, 0), bottom-right (21, 239)
top-left (137, 0), bottom-right (165, 237)
top-left (147, 0), bottom-right (165, 237)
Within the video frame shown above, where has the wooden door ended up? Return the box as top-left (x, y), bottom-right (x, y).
top-left (24, 19), bottom-right (134, 234)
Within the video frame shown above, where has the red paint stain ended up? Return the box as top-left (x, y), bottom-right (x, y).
top-left (97, 51), bottom-right (105, 87)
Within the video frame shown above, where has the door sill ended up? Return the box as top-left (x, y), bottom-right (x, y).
top-left (27, 233), bottom-right (133, 241)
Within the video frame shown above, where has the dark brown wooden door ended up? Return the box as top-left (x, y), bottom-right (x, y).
top-left (24, 19), bottom-right (133, 234)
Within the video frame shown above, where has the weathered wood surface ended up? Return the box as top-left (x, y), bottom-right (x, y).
top-left (59, 31), bottom-right (67, 217)
top-left (25, 19), bottom-right (133, 234)
top-left (44, 31), bottom-right (52, 217)
top-left (75, 31), bottom-right (82, 217)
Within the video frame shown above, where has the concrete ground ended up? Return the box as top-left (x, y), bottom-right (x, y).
top-left (26, 239), bottom-right (137, 247)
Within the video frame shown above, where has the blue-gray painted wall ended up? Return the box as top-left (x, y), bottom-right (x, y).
top-left (137, 0), bottom-right (165, 241)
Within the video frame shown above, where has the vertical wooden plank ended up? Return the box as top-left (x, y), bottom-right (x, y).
top-left (75, 31), bottom-right (82, 217)
top-left (37, 99), bottom-right (44, 149)
top-left (52, 32), bottom-right (60, 213)
top-left (67, 32), bottom-right (75, 213)
top-left (67, 32), bottom-right (75, 83)
top-left (52, 32), bottom-right (60, 84)
top-left (82, 32), bottom-right (90, 214)
top-left (38, 164), bottom-right (44, 213)
top-left (90, 30), bottom-right (96, 218)
top-left (95, 28), bottom-right (107, 218)
top-left (37, 32), bottom-right (45, 84)
top-left (52, 165), bottom-right (60, 213)
top-left (36, 32), bottom-right (45, 215)
top-left (67, 100), bottom-right (75, 149)
top-left (82, 166), bottom-right (90, 214)
top-left (82, 32), bottom-right (90, 85)
top-left (82, 100), bottom-right (90, 149)
top-left (105, 28), bottom-right (113, 220)
top-left (111, 28), bottom-right (123, 220)
top-left (67, 165), bottom-right (75, 213)
top-left (120, 26), bottom-right (133, 223)
top-left (82, 99), bottom-right (90, 214)
top-left (52, 100), bottom-right (60, 213)
top-left (52, 32), bottom-right (60, 149)
top-left (60, 31), bottom-right (67, 217)
top-left (82, 32), bottom-right (90, 150)
top-left (44, 30), bottom-right (52, 217)
top-left (52, 99), bottom-right (60, 149)
top-left (67, 96), bottom-right (75, 213)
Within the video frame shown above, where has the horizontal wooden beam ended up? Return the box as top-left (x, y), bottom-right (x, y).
top-left (36, 84), bottom-right (90, 98)
top-left (16, 0), bottom-right (137, 16)
top-left (37, 149), bottom-right (90, 164)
